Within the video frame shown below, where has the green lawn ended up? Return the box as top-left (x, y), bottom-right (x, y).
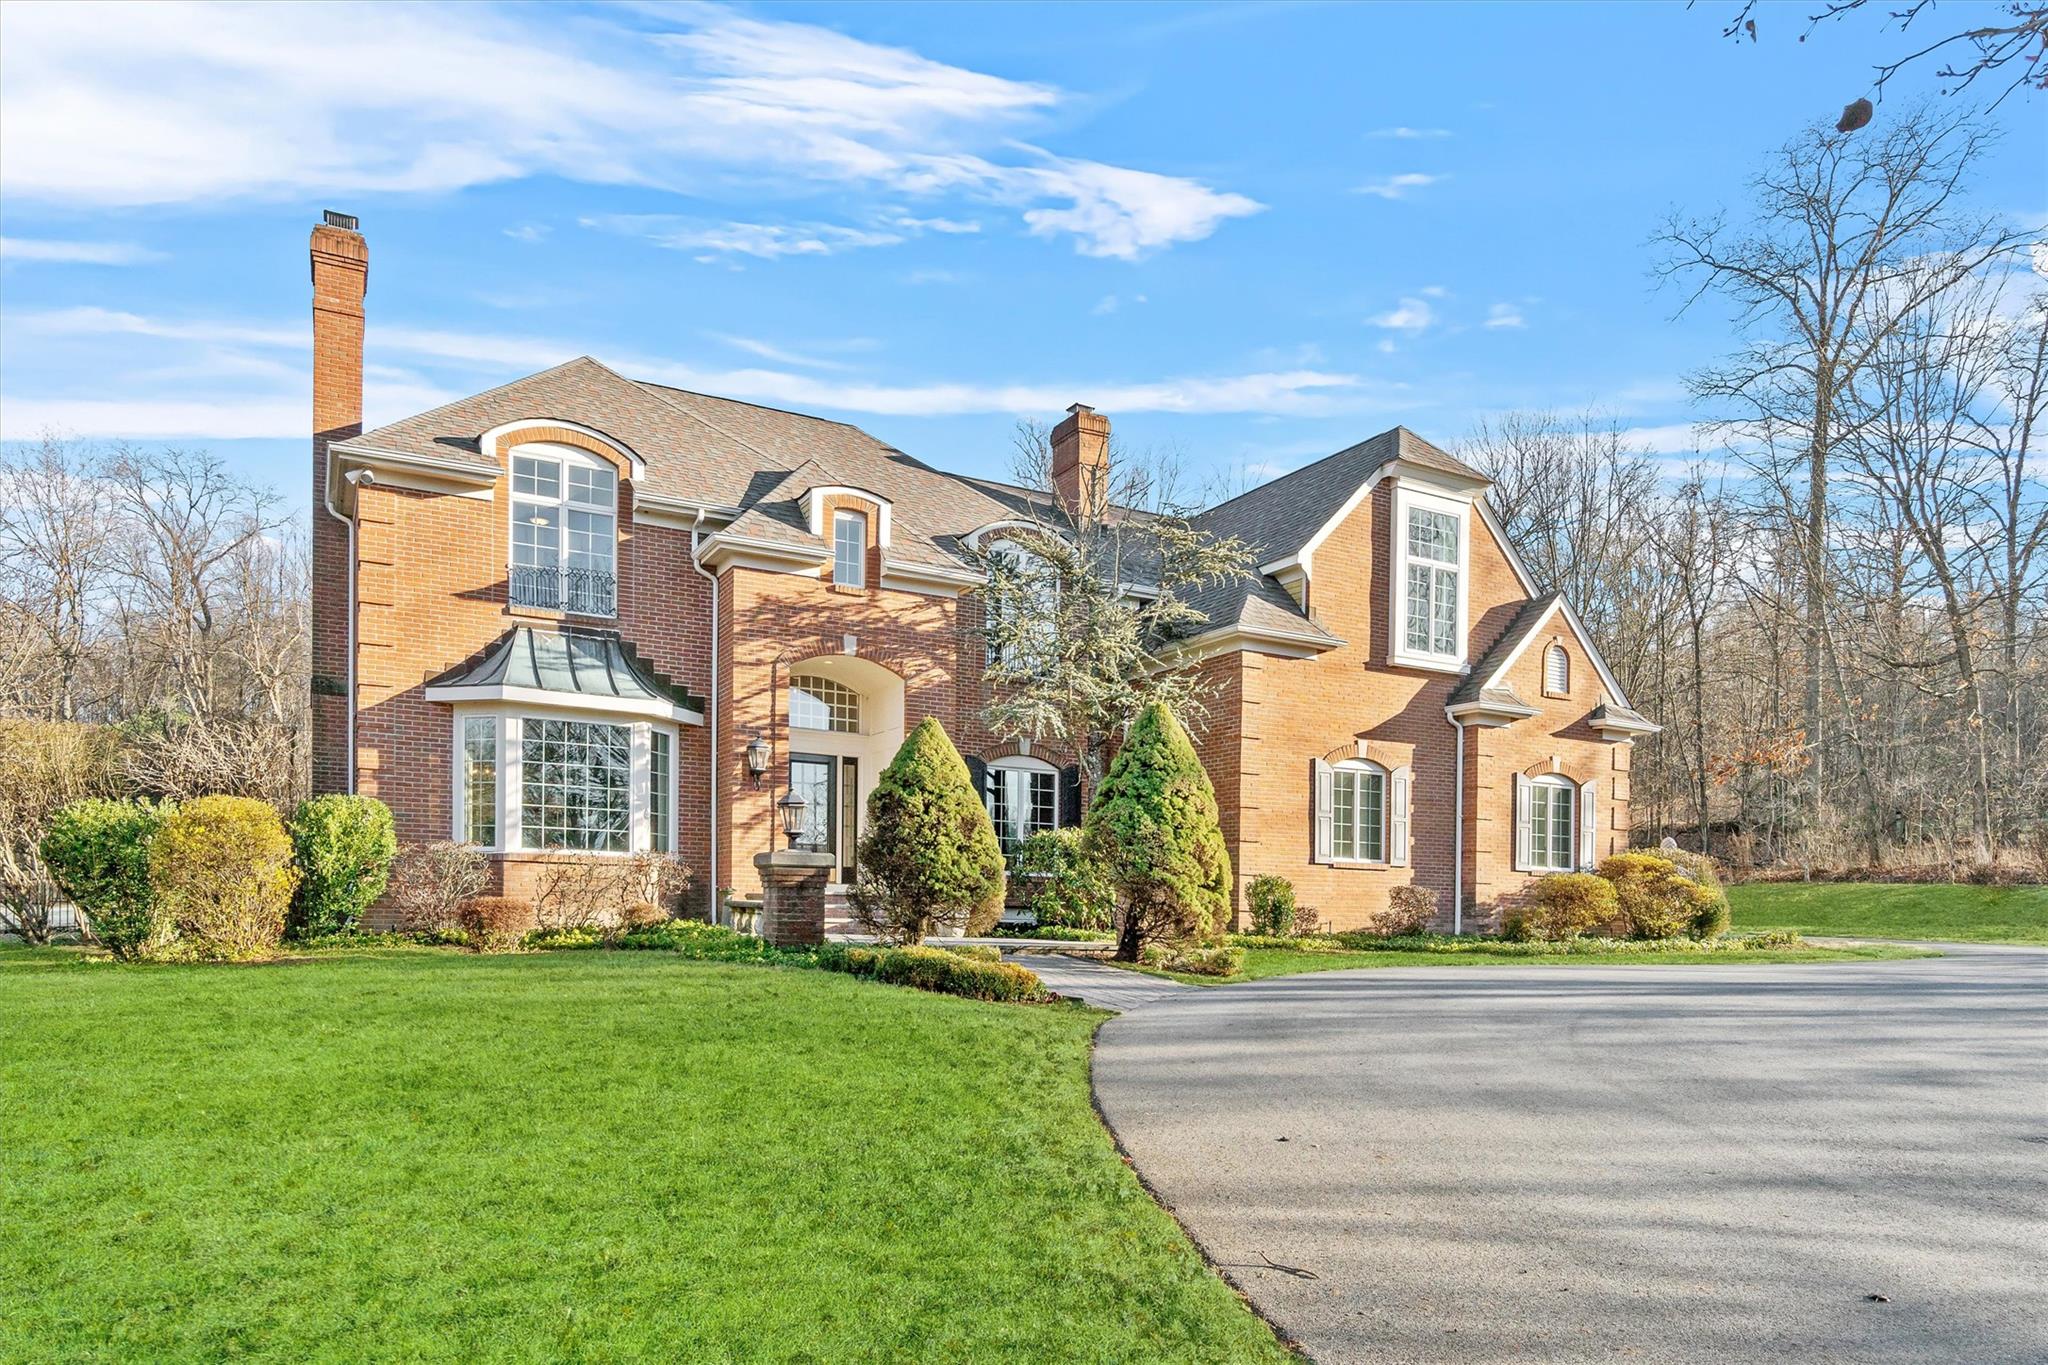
top-left (0, 947), bottom-right (1287, 1363)
top-left (1729, 881), bottom-right (2048, 945)
top-left (1116, 939), bottom-right (1934, 986)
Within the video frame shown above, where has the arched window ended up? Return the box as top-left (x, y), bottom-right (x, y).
top-left (508, 443), bottom-right (618, 616)
top-left (984, 755), bottom-right (1059, 852)
top-left (1331, 759), bottom-right (1388, 862)
top-left (789, 675), bottom-right (860, 733)
top-left (1544, 643), bottom-right (1570, 695)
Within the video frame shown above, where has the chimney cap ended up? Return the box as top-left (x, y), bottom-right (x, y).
top-left (1065, 402), bottom-right (1095, 415)
top-left (322, 209), bottom-right (360, 231)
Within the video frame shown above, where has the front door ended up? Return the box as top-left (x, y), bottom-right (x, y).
top-left (788, 755), bottom-right (836, 860)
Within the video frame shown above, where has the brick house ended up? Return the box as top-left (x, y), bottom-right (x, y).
top-left (310, 215), bottom-right (1655, 933)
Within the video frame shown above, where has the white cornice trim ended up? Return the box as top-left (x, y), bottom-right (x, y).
top-left (802, 485), bottom-right (894, 547)
top-left (1158, 621), bottom-right (1343, 663)
top-left (482, 419), bottom-right (648, 480)
top-left (634, 491), bottom-right (742, 530)
top-left (331, 442), bottom-right (497, 486)
top-left (1445, 698), bottom-right (1539, 728)
top-left (1467, 595), bottom-right (1641, 716)
top-left (880, 555), bottom-right (981, 596)
top-left (425, 682), bottom-right (702, 725)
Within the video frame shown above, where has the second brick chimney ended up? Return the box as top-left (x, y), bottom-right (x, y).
top-left (1051, 403), bottom-right (1110, 523)
top-left (311, 210), bottom-right (367, 798)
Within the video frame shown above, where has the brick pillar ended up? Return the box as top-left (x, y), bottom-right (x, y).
top-left (311, 212), bottom-right (367, 796)
top-left (753, 850), bottom-right (835, 947)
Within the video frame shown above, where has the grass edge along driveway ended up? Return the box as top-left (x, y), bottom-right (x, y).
top-left (1728, 881), bottom-right (2048, 945)
top-left (0, 947), bottom-right (1290, 1363)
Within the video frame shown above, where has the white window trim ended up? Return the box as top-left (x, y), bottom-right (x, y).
top-left (450, 707), bottom-right (677, 856)
top-left (1514, 772), bottom-right (1586, 874)
top-left (1388, 483), bottom-right (1471, 673)
top-left (832, 509), bottom-right (868, 587)
top-left (1327, 758), bottom-right (1390, 866)
top-left (986, 754), bottom-right (1063, 847)
top-left (507, 441), bottom-right (620, 619)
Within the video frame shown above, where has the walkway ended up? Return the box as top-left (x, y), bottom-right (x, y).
top-left (1003, 951), bottom-right (1191, 1012)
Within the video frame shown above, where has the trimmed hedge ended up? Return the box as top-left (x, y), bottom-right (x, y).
top-left (288, 795), bottom-right (397, 939)
top-left (459, 896), bottom-right (534, 954)
top-left (40, 799), bottom-right (172, 959)
top-left (1507, 872), bottom-right (1619, 942)
top-left (148, 796), bottom-right (298, 961)
top-left (815, 943), bottom-right (1050, 1002)
top-left (1246, 874), bottom-right (1297, 937)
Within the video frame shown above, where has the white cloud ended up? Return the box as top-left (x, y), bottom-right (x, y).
top-left (1091, 292), bottom-right (1148, 316)
top-left (0, 2), bottom-right (1257, 260)
top-left (891, 215), bottom-right (980, 234)
top-left (1369, 297), bottom-right (1436, 331)
top-left (1369, 127), bottom-right (1451, 140)
top-left (705, 333), bottom-right (862, 371)
top-left (0, 236), bottom-right (164, 265)
top-left (1621, 423), bottom-right (1702, 454)
top-left (585, 215), bottom-right (904, 259)
top-left (1355, 172), bottom-right (1444, 200)
top-left (1483, 302), bottom-right (1527, 329)
top-left (1418, 284), bottom-right (1448, 299)
top-left (502, 224), bottom-right (549, 244)
top-left (1376, 338), bottom-right (1398, 354)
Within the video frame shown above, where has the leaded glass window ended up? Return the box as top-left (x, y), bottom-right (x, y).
top-left (520, 718), bottom-right (630, 852)
top-left (789, 675), bottom-right (860, 733)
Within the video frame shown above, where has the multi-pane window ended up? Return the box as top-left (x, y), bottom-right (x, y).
top-left (985, 543), bottom-right (1057, 670)
top-left (1528, 778), bottom-right (1576, 871)
top-left (510, 449), bottom-right (617, 615)
top-left (1404, 507), bottom-right (1460, 657)
top-left (1331, 762), bottom-right (1386, 862)
top-left (1545, 644), bottom-right (1570, 694)
top-left (789, 675), bottom-right (860, 733)
top-left (462, 716), bottom-right (497, 846)
top-left (649, 729), bottom-right (671, 855)
top-left (833, 510), bottom-right (867, 587)
top-left (520, 718), bottom-right (630, 852)
top-left (986, 763), bottom-right (1058, 852)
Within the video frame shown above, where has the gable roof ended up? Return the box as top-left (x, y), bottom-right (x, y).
top-left (1449, 590), bottom-right (1645, 717)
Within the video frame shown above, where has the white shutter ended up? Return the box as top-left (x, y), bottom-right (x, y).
top-left (1579, 779), bottom-right (1598, 871)
top-left (1313, 758), bottom-right (1333, 863)
top-left (1513, 773), bottom-right (1532, 872)
top-left (1389, 765), bottom-right (1411, 867)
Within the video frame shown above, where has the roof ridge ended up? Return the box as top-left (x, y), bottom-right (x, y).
top-left (606, 367), bottom-right (786, 471)
top-left (354, 354), bottom-right (608, 447)
top-left (1193, 429), bottom-right (1396, 521)
top-left (631, 377), bottom-right (872, 440)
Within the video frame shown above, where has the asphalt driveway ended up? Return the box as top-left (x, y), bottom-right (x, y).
top-left (1092, 948), bottom-right (2048, 1363)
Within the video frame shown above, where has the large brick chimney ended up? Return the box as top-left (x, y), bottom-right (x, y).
top-left (310, 210), bottom-right (366, 796)
top-left (1051, 402), bottom-right (1110, 523)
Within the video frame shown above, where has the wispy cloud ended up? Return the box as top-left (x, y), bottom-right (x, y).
top-left (1483, 302), bottom-right (1527, 329)
top-left (1092, 293), bottom-right (1147, 316)
top-left (1355, 173), bottom-right (1445, 201)
top-left (1368, 127), bottom-right (1451, 140)
top-left (705, 332), bottom-right (870, 371)
top-left (502, 224), bottom-right (549, 244)
top-left (0, 236), bottom-right (164, 265)
top-left (1369, 297), bottom-right (1436, 331)
top-left (584, 215), bottom-right (904, 260)
top-left (0, 2), bottom-right (1259, 260)
top-left (890, 215), bottom-right (980, 234)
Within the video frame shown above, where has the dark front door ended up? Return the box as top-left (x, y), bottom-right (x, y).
top-left (788, 755), bottom-right (836, 860)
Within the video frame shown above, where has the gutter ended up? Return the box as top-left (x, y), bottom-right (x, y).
top-left (689, 512), bottom-right (721, 924)
top-left (320, 462), bottom-right (373, 793)
top-left (1449, 711), bottom-right (1465, 936)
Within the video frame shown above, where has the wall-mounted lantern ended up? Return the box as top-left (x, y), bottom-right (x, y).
top-left (745, 733), bottom-right (771, 786)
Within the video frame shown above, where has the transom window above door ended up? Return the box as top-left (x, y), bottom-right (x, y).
top-left (789, 674), bottom-right (860, 733)
top-left (509, 444), bottom-right (617, 617)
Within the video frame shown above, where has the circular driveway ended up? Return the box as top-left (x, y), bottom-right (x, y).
top-left (1092, 948), bottom-right (2048, 1363)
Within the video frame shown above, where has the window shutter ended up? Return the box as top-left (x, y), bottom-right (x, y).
top-left (1579, 779), bottom-right (1598, 871)
top-left (1059, 764), bottom-right (1082, 828)
top-left (1513, 773), bottom-right (1532, 872)
top-left (1389, 765), bottom-right (1411, 867)
top-left (965, 756), bottom-right (990, 808)
top-left (1312, 758), bottom-right (1333, 863)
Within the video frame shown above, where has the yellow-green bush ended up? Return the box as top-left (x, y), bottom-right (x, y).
top-left (1142, 943), bottom-right (1245, 977)
top-left (1598, 852), bottom-right (1723, 941)
top-left (147, 796), bottom-right (298, 961)
top-left (1509, 872), bottom-right (1619, 942)
top-left (1662, 848), bottom-right (1731, 938)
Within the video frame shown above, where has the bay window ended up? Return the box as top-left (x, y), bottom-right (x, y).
top-left (509, 444), bottom-right (617, 616)
top-left (453, 711), bottom-right (677, 854)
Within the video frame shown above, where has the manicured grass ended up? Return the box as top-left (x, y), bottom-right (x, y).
top-left (1116, 939), bottom-right (1935, 986)
top-left (1728, 881), bottom-right (2048, 945)
top-left (0, 947), bottom-right (1287, 1362)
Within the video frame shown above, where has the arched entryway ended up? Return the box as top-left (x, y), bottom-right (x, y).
top-left (780, 653), bottom-right (905, 883)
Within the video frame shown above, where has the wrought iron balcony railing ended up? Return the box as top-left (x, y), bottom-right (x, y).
top-left (508, 564), bottom-right (616, 616)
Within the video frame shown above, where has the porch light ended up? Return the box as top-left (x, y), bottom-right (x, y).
top-left (744, 733), bottom-right (771, 785)
top-left (777, 788), bottom-right (808, 846)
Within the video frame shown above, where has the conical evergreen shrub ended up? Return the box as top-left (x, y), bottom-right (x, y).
top-left (1083, 700), bottom-right (1231, 960)
top-left (849, 717), bottom-right (1006, 943)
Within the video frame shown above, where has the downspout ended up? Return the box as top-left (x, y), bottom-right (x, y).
top-left (1449, 713), bottom-right (1465, 936)
top-left (322, 463), bottom-right (373, 793)
top-left (690, 513), bottom-right (720, 923)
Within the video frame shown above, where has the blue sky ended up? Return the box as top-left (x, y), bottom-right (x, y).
top-left (1, 1), bottom-right (2041, 515)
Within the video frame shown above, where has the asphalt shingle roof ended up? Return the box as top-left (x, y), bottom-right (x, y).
top-left (1449, 592), bottom-right (1561, 706)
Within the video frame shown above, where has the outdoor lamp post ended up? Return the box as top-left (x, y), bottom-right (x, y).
top-left (777, 788), bottom-right (808, 848)
top-left (744, 733), bottom-right (770, 785)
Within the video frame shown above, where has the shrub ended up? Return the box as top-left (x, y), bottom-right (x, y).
top-left (939, 943), bottom-right (1004, 963)
top-left (1084, 701), bottom-right (1232, 962)
top-left (389, 842), bottom-right (489, 932)
top-left (287, 795), bottom-right (397, 939)
top-left (1, 721), bottom-right (119, 944)
top-left (1246, 874), bottom-right (1297, 936)
top-left (534, 852), bottom-right (693, 930)
top-left (148, 796), bottom-right (299, 961)
top-left (1373, 885), bottom-right (1438, 938)
top-left (1009, 829), bottom-right (1114, 931)
top-left (1141, 943), bottom-right (1244, 977)
top-left (815, 942), bottom-right (1049, 1002)
top-left (617, 918), bottom-right (793, 963)
top-left (39, 798), bottom-right (172, 958)
top-left (460, 896), bottom-right (535, 953)
top-left (1509, 873), bottom-right (1618, 942)
top-left (848, 718), bottom-right (1006, 944)
top-left (1292, 904), bottom-right (1322, 937)
top-left (1598, 852), bottom-right (1722, 941)
top-left (1662, 849), bottom-right (1732, 939)
top-left (1738, 929), bottom-right (1806, 950)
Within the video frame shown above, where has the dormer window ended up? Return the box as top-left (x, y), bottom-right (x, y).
top-left (1389, 485), bottom-right (1469, 671)
top-left (509, 443), bottom-right (617, 617)
top-left (833, 510), bottom-right (867, 587)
